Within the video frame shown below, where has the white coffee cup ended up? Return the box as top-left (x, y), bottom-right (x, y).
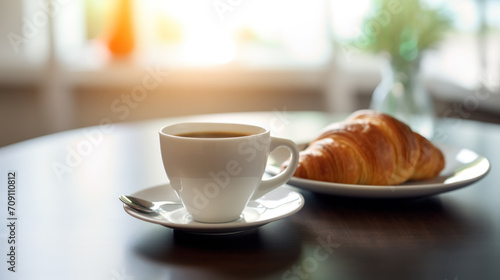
top-left (159, 122), bottom-right (299, 223)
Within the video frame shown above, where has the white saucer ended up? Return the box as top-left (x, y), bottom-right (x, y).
top-left (122, 184), bottom-right (304, 234)
top-left (267, 144), bottom-right (490, 199)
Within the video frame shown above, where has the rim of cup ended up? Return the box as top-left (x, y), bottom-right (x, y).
top-left (160, 122), bottom-right (269, 140)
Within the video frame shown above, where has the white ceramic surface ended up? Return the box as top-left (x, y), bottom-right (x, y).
top-left (122, 184), bottom-right (305, 234)
top-left (159, 122), bottom-right (299, 223)
top-left (267, 144), bottom-right (490, 198)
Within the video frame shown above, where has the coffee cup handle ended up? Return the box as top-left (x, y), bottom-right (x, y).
top-left (250, 137), bottom-right (299, 200)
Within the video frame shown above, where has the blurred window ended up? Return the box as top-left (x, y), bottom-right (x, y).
top-left (5, 0), bottom-right (499, 87)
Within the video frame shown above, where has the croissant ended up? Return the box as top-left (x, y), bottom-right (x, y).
top-left (283, 110), bottom-right (445, 185)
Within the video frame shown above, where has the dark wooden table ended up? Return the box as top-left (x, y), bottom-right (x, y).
top-left (1, 111), bottom-right (499, 280)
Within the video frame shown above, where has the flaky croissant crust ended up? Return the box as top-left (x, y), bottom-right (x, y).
top-left (286, 110), bottom-right (445, 185)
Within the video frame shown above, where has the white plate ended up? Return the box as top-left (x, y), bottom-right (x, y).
top-left (267, 144), bottom-right (490, 199)
top-left (122, 184), bottom-right (304, 234)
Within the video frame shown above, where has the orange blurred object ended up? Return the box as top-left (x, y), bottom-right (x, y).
top-left (106, 0), bottom-right (135, 57)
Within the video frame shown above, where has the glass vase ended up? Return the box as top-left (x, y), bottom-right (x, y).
top-left (370, 59), bottom-right (435, 139)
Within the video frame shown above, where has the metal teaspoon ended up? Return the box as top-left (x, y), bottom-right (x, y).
top-left (119, 195), bottom-right (179, 214)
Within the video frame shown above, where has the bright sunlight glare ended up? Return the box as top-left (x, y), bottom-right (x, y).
top-left (140, 0), bottom-right (328, 66)
top-left (182, 33), bottom-right (236, 65)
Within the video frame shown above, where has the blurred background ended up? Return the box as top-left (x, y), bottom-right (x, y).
top-left (0, 0), bottom-right (499, 146)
